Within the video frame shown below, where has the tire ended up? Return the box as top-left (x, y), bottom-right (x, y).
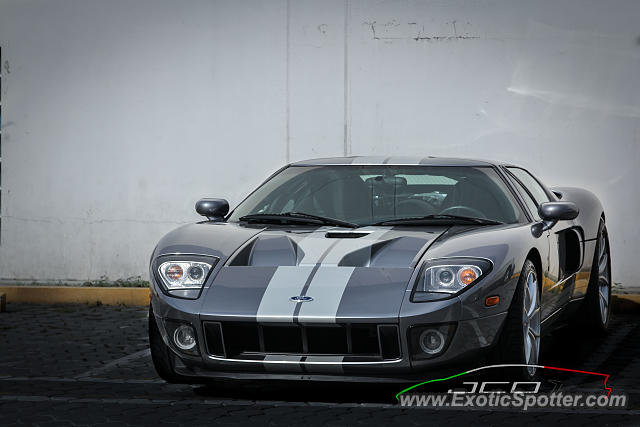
top-left (581, 220), bottom-right (611, 333)
top-left (491, 259), bottom-right (541, 380)
top-left (148, 307), bottom-right (196, 384)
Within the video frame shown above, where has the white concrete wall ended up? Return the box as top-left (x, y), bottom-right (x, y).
top-left (0, 0), bottom-right (638, 286)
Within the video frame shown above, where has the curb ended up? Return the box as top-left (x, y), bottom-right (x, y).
top-left (0, 286), bottom-right (150, 306)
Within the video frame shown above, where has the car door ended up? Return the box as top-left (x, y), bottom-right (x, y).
top-left (502, 167), bottom-right (573, 320)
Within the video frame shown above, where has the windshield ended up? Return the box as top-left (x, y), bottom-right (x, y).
top-left (228, 166), bottom-right (524, 226)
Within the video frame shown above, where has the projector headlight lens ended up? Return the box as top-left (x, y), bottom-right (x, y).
top-left (437, 268), bottom-right (455, 287)
top-left (188, 265), bottom-right (204, 281)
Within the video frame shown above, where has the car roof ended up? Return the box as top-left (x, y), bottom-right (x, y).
top-left (290, 156), bottom-right (512, 167)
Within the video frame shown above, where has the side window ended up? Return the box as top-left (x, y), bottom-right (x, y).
top-left (507, 168), bottom-right (551, 205)
top-left (508, 176), bottom-right (541, 221)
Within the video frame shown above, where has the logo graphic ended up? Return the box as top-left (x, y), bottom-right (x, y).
top-left (393, 364), bottom-right (626, 411)
top-left (396, 364), bottom-right (613, 400)
top-left (290, 295), bottom-right (314, 302)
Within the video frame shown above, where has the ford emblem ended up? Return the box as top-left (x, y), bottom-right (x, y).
top-left (290, 295), bottom-right (313, 302)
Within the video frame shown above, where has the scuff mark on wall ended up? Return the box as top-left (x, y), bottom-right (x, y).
top-left (507, 86), bottom-right (640, 119)
top-left (3, 60), bottom-right (10, 74)
top-left (364, 19), bottom-right (478, 42)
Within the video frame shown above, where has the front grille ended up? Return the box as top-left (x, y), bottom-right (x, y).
top-left (203, 322), bottom-right (400, 360)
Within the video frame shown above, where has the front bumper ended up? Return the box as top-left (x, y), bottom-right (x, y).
top-left (151, 278), bottom-right (508, 381)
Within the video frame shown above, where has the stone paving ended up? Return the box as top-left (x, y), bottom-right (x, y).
top-left (0, 303), bottom-right (639, 426)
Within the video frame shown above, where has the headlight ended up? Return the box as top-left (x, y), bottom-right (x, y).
top-left (153, 254), bottom-right (218, 299)
top-left (412, 258), bottom-right (492, 302)
top-left (158, 261), bottom-right (212, 289)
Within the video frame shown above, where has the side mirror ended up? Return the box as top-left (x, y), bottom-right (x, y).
top-left (531, 201), bottom-right (579, 237)
top-left (539, 201), bottom-right (579, 221)
top-left (195, 198), bottom-right (229, 221)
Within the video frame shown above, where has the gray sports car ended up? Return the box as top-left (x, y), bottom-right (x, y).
top-left (148, 156), bottom-right (611, 383)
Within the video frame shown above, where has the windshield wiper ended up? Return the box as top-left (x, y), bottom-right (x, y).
top-left (372, 214), bottom-right (504, 226)
top-left (239, 212), bottom-right (359, 228)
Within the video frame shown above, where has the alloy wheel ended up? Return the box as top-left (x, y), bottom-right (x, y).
top-left (523, 270), bottom-right (541, 376)
top-left (598, 228), bottom-right (611, 324)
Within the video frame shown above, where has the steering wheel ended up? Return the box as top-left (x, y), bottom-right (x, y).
top-left (439, 205), bottom-right (487, 218)
top-left (396, 199), bottom-right (437, 216)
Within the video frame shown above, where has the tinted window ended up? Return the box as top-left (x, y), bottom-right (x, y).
top-left (229, 166), bottom-right (524, 225)
top-left (507, 168), bottom-right (551, 205)
top-left (507, 174), bottom-right (541, 221)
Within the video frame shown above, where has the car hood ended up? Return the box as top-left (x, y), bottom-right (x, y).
top-left (171, 223), bottom-right (450, 322)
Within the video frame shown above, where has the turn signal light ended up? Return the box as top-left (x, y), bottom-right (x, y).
top-left (166, 264), bottom-right (184, 280)
top-left (459, 267), bottom-right (479, 285)
top-left (485, 295), bottom-right (500, 307)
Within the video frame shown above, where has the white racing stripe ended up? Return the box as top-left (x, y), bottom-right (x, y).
top-left (295, 231), bottom-right (337, 266)
top-left (263, 354), bottom-right (303, 372)
top-left (303, 356), bottom-right (344, 374)
top-left (256, 266), bottom-right (314, 322)
top-left (257, 229), bottom-right (391, 325)
top-left (297, 266), bottom-right (355, 323)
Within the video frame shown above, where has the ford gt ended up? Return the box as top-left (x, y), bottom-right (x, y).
top-left (148, 156), bottom-right (611, 383)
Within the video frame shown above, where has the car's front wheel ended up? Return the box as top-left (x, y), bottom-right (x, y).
top-left (492, 259), bottom-right (541, 379)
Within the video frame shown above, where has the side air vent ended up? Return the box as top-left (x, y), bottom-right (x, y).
top-left (558, 228), bottom-right (582, 279)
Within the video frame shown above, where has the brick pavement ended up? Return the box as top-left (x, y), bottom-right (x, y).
top-left (0, 303), bottom-right (638, 426)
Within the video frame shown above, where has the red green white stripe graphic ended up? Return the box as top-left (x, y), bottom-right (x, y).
top-left (395, 364), bottom-right (612, 400)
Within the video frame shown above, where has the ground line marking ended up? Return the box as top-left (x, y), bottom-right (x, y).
top-left (73, 349), bottom-right (151, 379)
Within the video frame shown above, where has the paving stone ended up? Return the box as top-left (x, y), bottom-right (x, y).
top-left (0, 303), bottom-right (638, 425)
